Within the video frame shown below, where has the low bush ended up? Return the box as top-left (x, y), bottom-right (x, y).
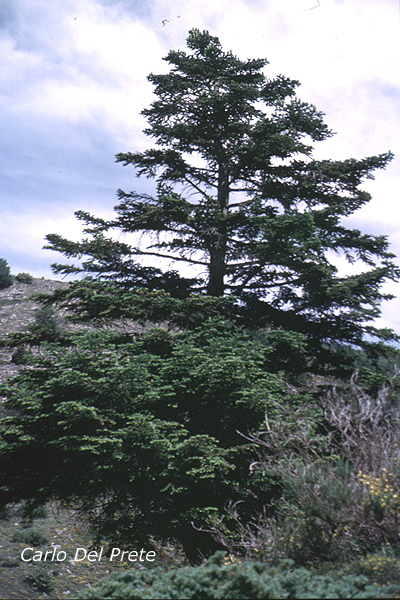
top-left (12, 526), bottom-right (48, 546)
top-left (15, 272), bottom-right (34, 284)
top-left (352, 552), bottom-right (400, 589)
top-left (0, 506), bottom-right (11, 520)
top-left (77, 552), bottom-right (388, 599)
top-left (0, 323), bottom-right (302, 562)
top-left (28, 504), bottom-right (48, 520)
top-left (30, 305), bottom-right (62, 338)
top-left (218, 372), bottom-right (400, 565)
top-left (11, 346), bottom-right (32, 365)
top-left (25, 564), bottom-right (56, 593)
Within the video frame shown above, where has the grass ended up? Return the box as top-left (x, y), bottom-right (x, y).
top-left (0, 298), bottom-right (24, 307)
top-left (0, 503), bottom-right (160, 599)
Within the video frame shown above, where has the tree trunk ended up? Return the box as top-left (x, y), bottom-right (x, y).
top-left (207, 245), bottom-right (226, 296)
top-left (217, 162), bottom-right (229, 216)
top-left (207, 163), bottom-right (229, 296)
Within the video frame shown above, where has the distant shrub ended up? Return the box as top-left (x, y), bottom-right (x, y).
top-left (0, 258), bottom-right (13, 289)
top-left (142, 327), bottom-right (174, 356)
top-left (30, 305), bottom-right (61, 339)
top-left (11, 346), bottom-right (33, 365)
top-left (28, 504), bottom-right (48, 520)
top-left (13, 527), bottom-right (48, 546)
top-left (25, 564), bottom-right (55, 593)
top-left (78, 552), bottom-right (387, 599)
top-left (15, 272), bottom-right (34, 284)
top-left (0, 506), bottom-right (11, 520)
top-left (1, 558), bottom-right (19, 568)
top-left (19, 501), bottom-right (49, 521)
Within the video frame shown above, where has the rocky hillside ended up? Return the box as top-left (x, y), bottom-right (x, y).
top-left (0, 277), bottom-right (69, 383)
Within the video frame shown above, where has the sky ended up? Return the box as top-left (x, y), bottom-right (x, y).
top-left (1, 0), bottom-right (399, 331)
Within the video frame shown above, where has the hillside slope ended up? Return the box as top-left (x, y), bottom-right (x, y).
top-left (0, 277), bottom-right (69, 384)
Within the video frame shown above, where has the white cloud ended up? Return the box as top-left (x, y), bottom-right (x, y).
top-left (0, 0), bottom-right (168, 145)
top-left (0, 0), bottom-right (399, 330)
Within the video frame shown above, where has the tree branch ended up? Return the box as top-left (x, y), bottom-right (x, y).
top-left (132, 248), bottom-right (208, 266)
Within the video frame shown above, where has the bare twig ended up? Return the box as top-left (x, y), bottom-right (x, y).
top-left (305, 0), bottom-right (321, 10)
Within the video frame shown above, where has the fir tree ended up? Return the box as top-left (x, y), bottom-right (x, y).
top-left (45, 29), bottom-right (398, 363)
top-left (1, 31), bottom-right (399, 561)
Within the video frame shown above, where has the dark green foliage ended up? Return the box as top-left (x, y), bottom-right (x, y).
top-left (0, 506), bottom-right (11, 520)
top-left (11, 346), bottom-right (32, 365)
top-left (12, 526), bottom-right (48, 546)
top-left (1, 305), bottom-right (67, 356)
top-left (25, 564), bottom-right (56, 593)
top-left (27, 504), bottom-right (48, 520)
top-left (77, 552), bottom-right (387, 599)
top-left (1, 28), bottom-right (399, 578)
top-left (19, 500), bottom-right (49, 521)
top-left (30, 305), bottom-right (61, 339)
top-left (0, 322), bottom-right (302, 559)
top-left (44, 29), bottom-right (399, 365)
top-left (15, 272), bottom-right (34, 284)
top-left (0, 259), bottom-right (13, 289)
top-left (4, 306), bottom-right (65, 352)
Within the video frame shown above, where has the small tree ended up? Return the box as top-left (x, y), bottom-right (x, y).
top-left (0, 324), bottom-right (299, 561)
top-left (45, 29), bottom-right (399, 368)
top-left (30, 306), bottom-right (61, 339)
top-left (0, 259), bottom-right (13, 289)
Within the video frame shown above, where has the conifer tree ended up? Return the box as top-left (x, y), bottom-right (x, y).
top-left (0, 258), bottom-right (13, 289)
top-left (45, 29), bottom-right (399, 359)
top-left (1, 31), bottom-right (399, 560)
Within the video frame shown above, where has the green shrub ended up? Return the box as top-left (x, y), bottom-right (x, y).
top-left (29, 305), bottom-right (61, 339)
top-left (13, 526), bottom-right (48, 546)
top-left (0, 558), bottom-right (19, 568)
top-left (353, 552), bottom-right (400, 588)
top-left (0, 506), bottom-right (11, 520)
top-left (225, 373), bottom-right (400, 565)
top-left (77, 552), bottom-right (388, 599)
top-left (25, 564), bottom-right (55, 593)
top-left (11, 346), bottom-right (32, 365)
top-left (0, 324), bottom-right (298, 561)
top-left (0, 258), bottom-right (13, 289)
top-left (15, 272), bottom-right (34, 284)
top-left (28, 504), bottom-right (48, 519)
top-left (142, 327), bottom-right (174, 357)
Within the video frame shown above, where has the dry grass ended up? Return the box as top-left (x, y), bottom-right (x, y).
top-left (0, 503), bottom-right (142, 599)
